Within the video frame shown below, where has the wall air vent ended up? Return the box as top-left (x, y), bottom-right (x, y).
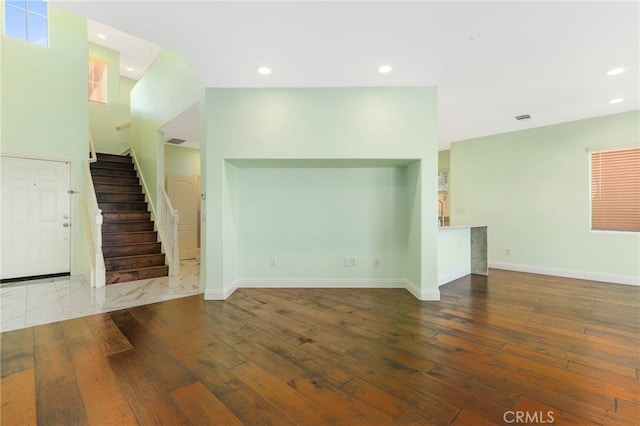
top-left (515, 114), bottom-right (531, 121)
top-left (166, 138), bottom-right (186, 145)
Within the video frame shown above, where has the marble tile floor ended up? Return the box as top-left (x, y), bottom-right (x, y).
top-left (0, 258), bottom-right (202, 333)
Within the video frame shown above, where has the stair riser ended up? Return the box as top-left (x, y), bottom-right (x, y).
top-left (92, 176), bottom-right (139, 186)
top-left (91, 168), bottom-right (138, 178)
top-left (99, 202), bottom-right (148, 212)
top-left (105, 255), bottom-right (166, 270)
top-left (102, 212), bottom-right (151, 222)
top-left (103, 232), bottom-right (158, 244)
top-left (97, 193), bottom-right (146, 203)
top-left (106, 265), bottom-right (169, 284)
top-left (103, 243), bottom-right (162, 257)
top-left (102, 222), bottom-right (154, 232)
top-left (94, 184), bottom-right (142, 193)
top-left (96, 153), bottom-right (133, 164)
top-left (90, 161), bottom-right (134, 170)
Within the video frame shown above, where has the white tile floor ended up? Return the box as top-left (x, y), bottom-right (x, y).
top-left (0, 259), bottom-right (202, 332)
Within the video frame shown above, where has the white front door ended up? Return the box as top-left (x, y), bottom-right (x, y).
top-left (167, 174), bottom-right (200, 260)
top-left (1, 156), bottom-right (71, 280)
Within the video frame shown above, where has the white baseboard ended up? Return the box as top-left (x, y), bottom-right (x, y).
top-left (489, 261), bottom-right (640, 286)
top-left (237, 278), bottom-right (407, 289)
top-left (205, 278), bottom-right (441, 301)
top-left (438, 268), bottom-right (471, 286)
top-left (404, 279), bottom-right (441, 301)
top-left (204, 281), bottom-right (239, 300)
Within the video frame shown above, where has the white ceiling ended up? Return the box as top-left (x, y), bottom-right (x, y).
top-left (86, 19), bottom-right (162, 80)
top-left (54, 1), bottom-right (639, 149)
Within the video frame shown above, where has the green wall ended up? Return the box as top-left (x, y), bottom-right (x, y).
top-left (237, 166), bottom-right (409, 279)
top-left (451, 111), bottom-right (640, 284)
top-left (438, 149), bottom-right (450, 170)
top-left (87, 43), bottom-right (134, 154)
top-left (164, 144), bottom-right (200, 177)
top-left (1, 5), bottom-right (89, 276)
top-left (129, 50), bottom-right (204, 211)
top-left (204, 88), bottom-right (439, 299)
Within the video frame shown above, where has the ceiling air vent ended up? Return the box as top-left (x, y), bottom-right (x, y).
top-left (515, 114), bottom-right (531, 121)
top-left (166, 138), bottom-right (186, 145)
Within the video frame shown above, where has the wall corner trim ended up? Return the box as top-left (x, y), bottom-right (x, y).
top-left (404, 279), bottom-right (441, 301)
top-left (204, 281), bottom-right (239, 300)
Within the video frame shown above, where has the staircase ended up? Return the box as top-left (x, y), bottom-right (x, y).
top-left (90, 153), bottom-right (169, 284)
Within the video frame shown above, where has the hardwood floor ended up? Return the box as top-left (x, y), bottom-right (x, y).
top-left (2, 269), bottom-right (639, 425)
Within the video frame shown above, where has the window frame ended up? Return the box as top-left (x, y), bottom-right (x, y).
top-left (589, 146), bottom-right (640, 234)
top-left (88, 58), bottom-right (108, 105)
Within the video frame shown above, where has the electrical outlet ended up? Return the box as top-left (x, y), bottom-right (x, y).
top-left (350, 258), bottom-right (357, 267)
top-left (373, 258), bottom-right (380, 267)
top-left (505, 248), bottom-right (512, 256)
top-left (344, 258), bottom-right (351, 267)
top-left (270, 257), bottom-right (277, 266)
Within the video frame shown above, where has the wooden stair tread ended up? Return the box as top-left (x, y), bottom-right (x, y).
top-left (104, 253), bottom-right (164, 261)
top-left (106, 265), bottom-right (168, 272)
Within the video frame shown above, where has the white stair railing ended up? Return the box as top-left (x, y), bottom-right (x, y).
top-left (83, 137), bottom-right (105, 287)
top-left (160, 188), bottom-right (180, 276)
top-left (123, 147), bottom-right (180, 276)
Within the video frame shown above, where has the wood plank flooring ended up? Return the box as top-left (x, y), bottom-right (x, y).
top-left (2, 269), bottom-right (639, 425)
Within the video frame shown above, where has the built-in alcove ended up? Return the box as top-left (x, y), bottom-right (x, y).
top-left (225, 159), bottom-right (421, 286)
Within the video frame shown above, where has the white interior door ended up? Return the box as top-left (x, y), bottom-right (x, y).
top-left (167, 174), bottom-right (200, 260)
top-left (1, 157), bottom-right (71, 280)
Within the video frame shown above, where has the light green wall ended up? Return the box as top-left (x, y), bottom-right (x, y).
top-left (451, 111), bottom-right (640, 284)
top-left (237, 167), bottom-right (408, 279)
top-left (164, 144), bottom-right (200, 177)
top-left (130, 49), bottom-right (204, 211)
top-left (205, 88), bottom-right (439, 299)
top-left (88, 43), bottom-right (133, 154)
top-left (1, 5), bottom-right (89, 276)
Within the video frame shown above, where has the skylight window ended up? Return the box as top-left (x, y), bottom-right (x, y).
top-left (4, 0), bottom-right (49, 47)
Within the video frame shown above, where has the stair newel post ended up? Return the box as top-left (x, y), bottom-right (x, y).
top-left (95, 209), bottom-right (106, 287)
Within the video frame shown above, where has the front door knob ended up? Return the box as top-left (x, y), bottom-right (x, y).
top-left (63, 223), bottom-right (70, 228)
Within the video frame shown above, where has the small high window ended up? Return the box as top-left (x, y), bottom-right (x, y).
top-left (88, 59), bottom-right (108, 104)
top-left (591, 147), bottom-right (640, 232)
top-left (4, 0), bottom-right (48, 47)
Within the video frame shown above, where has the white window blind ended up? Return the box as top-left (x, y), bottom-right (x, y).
top-left (88, 59), bottom-right (107, 104)
top-left (591, 147), bottom-right (640, 232)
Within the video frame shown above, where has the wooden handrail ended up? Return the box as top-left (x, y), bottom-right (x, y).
top-left (116, 122), bottom-right (131, 130)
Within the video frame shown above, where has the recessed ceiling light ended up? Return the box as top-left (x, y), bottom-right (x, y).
top-left (606, 67), bottom-right (625, 76)
top-left (97, 33), bottom-right (106, 40)
top-left (258, 67), bottom-right (271, 75)
top-left (126, 67), bottom-right (134, 72)
top-left (609, 98), bottom-right (624, 104)
top-left (378, 65), bottom-right (392, 74)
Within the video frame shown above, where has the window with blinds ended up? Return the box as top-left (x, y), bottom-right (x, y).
top-left (591, 147), bottom-right (640, 232)
top-left (88, 59), bottom-right (107, 104)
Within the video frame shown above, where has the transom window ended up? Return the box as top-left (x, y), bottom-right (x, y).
top-left (4, 0), bottom-right (48, 47)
